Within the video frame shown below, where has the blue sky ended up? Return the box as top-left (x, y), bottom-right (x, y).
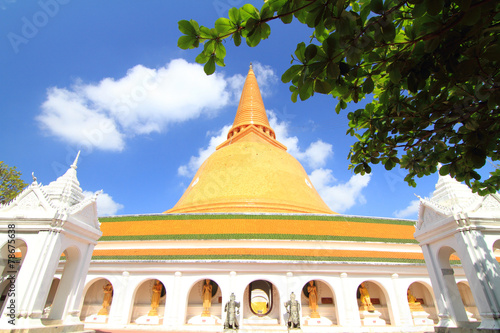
top-left (1, 0), bottom-right (494, 218)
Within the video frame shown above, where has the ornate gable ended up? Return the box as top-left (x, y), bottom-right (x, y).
top-left (0, 152), bottom-right (101, 234)
top-left (0, 181), bottom-right (56, 218)
top-left (417, 171), bottom-right (500, 232)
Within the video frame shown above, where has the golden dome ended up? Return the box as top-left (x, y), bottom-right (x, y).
top-left (166, 66), bottom-right (334, 214)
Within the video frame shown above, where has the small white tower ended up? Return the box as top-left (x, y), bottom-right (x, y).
top-left (414, 172), bottom-right (500, 330)
top-left (0, 152), bottom-right (102, 331)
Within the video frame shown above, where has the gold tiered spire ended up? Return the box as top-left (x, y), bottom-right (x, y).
top-left (228, 64), bottom-right (274, 138)
top-left (217, 65), bottom-right (286, 150)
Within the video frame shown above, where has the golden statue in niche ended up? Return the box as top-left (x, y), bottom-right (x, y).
top-left (358, 283), bottom-right (375, 312)
top-left (201, 279), bottom-right (212, 317)
top-left (407, 289), bottom-right (424, 312)
top-left (307, 280), bottom-right (320, 318)
top-left (98, 282), bottom-right (113, 316)
top-left (148, 280), bottom-right (163, 316)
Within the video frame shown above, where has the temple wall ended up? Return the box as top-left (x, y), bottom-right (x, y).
top-left (76, 260), bottom-right (456, 332)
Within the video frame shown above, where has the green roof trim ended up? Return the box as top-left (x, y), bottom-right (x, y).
top-left (91, 254), bottom-right (426, 263)
top-left (98, 233), bottom-right (418, 243)
top-left (99, 214), bottom-right (415, 226)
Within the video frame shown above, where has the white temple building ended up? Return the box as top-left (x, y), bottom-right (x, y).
top-left (1, 67), bottom-right (499, 333)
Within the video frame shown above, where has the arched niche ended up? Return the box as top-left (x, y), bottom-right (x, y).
top-left (457, 281), bottom-right (480, 322)
top-left (0, 239), bottom-right (27, 278)
top-left (243, 279), bottom-right (280, 325)
top-left (41, 278), bottom-right (60, 318)
top-left (407, 281), bottom-right (438, 324)
top-left (80, 278), bottom-right (113, 322)
top-left (357, 281), bottom-right (392, 326)
top-left (185, 279), bottom-right (222, 324)
top-left (129, 279), bottom-right (166, 324)
top-left (46, 246), bottom-right (82, 320)
top-left (437, 246), bottom-right (475, 320)
top-left (492, 239), bottom-right (500, 258)
top-left (0, 239), bottom-right (28, 319)
top-left (301, 280), bottom-right (337, 325)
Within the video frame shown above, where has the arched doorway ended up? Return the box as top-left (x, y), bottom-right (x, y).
top-left (41, 278), bottom-right (60, 318)
top-left (185, 279), bottom-right (222, 324)
top-left (436, 246), bottom-right (474, 325)
top-left (45, 246), bottom-right (81, 320)
top-left (0, 239), bottom-right (27, 318)
top-left (129, 279), bottom-right (166, 324)
top-left (458, 282), bottom-right (479, 322)
top-left (407, 281), bottom-right (438, 325)
top-left (301, 280), bottom-right (337, 325)
top-left (80, 278), bottom-right (113, 323)
top-left (243, 280), bottom-right (280, 325)
top-left (357, 281), bottom-right (392, 326)
top-left (493, 239), bottom-right (500, 262)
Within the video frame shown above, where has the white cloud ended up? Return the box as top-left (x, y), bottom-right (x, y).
top-left (37, 59), bottom-right (247, 152)
top-left (83, 191), bottom-right (124, 216)
top-left (252, 62), bottom-right (278, 97)
top-left (393, 199), bottom-right (420, 219)
top-left (296, 140), bottom-right (333, 169)
top-left (309, 169), bottom-right (371, 213)
top-left (178, 124), bottom-right (232, 177)
top-left (38, 88), bottom-right (125, 151)
top-left (269, 111), bottom-right (332, 169)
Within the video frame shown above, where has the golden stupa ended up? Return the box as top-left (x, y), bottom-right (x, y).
top-left (166, 65), bottom-right (334, 214)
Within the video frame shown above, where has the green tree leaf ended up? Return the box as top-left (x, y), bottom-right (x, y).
top-left (0, 161), bottom-right (27, 204)
top-left (215, 17), bottom-right (233, 34)
top-left (204, 57), bottom-right (216, 75)
top-left (178, 20), bottom-right (198, 36)
top-left (178, 0), bottom-right (500, 195)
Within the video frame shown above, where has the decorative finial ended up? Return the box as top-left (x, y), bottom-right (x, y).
top-left (71, 151), bottom-right (81, 170)
top-left (249, 62), bottom-right (253, 70)
top-left (32, 172), bottom-right (37, 183)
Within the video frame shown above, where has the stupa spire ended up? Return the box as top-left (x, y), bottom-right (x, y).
top-left (71, 150), bottom-right (81, 170)
top-left (227, 64), bottom-right (275, 140)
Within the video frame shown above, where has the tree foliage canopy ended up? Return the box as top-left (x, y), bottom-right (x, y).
top-left (0, 161), bottom-right (27, 205)
top-left (178, 0), bottom-right (500, 194)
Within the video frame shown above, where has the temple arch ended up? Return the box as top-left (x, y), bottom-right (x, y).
top-left (0, 239), bottom-right (27, 318)
top-left (46, 246), bottom-right (81, 320)
top-left (0, 238), bottom-right (28, 276)
top-left (243, 279), bottom-right (280, 325)
top-left (185, 278), bottom-right (222, 324)
top-left (356, 280), bottom-right (393, 326)
top-left (128, 279), bottom-right (166, 324)
top-left (407, 281), bottom-right (438, 325)
top-left (79, 278), bottom-right (114, 323)
top-left (300, 279), bottom-right (337, 325)
top-left (493, 239), bottom-right (500, 256)
top-left (41, 278), bottom-right (60, 318)
top-left (434, 245), bottom-right (473, 326)
top-left (457, 281), bottom-right (479, 322)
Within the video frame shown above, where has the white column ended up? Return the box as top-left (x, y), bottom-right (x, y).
top-left (391, 273), bottom-right (412, 326)
top-left (421, 244), bottom-right (468, 327)
top-left (17, 230), bottom-right (63, 325)
top-left (456, 229), bottom-right (500, 329)
top-left (340, 273), bottom-right (360, 327)
top-left (63, 242), bottom-right (95, 324)
top-left (108, 271), bottom-right (130, 325)
top-left (173, 271), bottom-right (184, 328)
